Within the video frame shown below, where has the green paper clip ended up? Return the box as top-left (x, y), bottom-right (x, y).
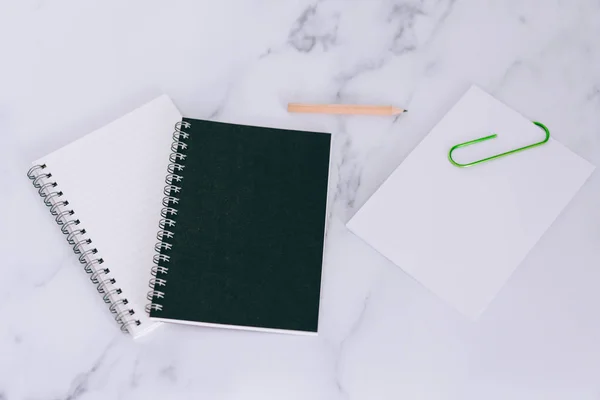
top-left (448, 121), bottom-right (550, 168)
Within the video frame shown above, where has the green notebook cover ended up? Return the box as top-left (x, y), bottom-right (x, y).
top-left (149, 118), bottom-right (331, 333)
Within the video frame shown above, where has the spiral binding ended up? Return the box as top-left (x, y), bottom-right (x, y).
top-left (146, 120), bottom-right (191, 314)
top-left (27, 164), bottom-right (141, 333)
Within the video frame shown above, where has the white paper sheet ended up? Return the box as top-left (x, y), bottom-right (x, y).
top-left (347, 86), bottom-right (595, 319)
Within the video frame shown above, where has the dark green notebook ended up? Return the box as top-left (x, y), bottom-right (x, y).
top-left (147, 118), bottom-right (331, 334)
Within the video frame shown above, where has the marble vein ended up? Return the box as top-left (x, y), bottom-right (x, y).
top-left (32, 261), bottom-right (65, 288)
top-left (60, 340), bottom-right (116, 400)
top-left (333, 129), bottom-right (363, 210)
top-left (333, 291), bottom-right (372, 398)
top-left (287, 2), bottom-right (339, 53)
top-left (424, 0), bottom-right (458, 46)
top-left (128, 357), bottom-right (142, 389)
top-left (388, 3), bottom-right (424, 55)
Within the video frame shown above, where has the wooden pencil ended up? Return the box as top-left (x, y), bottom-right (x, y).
top-left (287, 103), bottom-right (407, 116)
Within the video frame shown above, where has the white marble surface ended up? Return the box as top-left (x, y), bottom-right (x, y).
top-left (1, 0), bottom-right (600, 398)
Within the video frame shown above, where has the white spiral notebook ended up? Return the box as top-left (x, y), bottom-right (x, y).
top-left (27, 95), bottom-right (182, 338)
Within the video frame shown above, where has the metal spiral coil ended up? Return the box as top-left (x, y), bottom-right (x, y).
top-left (158, 219), bottom-right (176, 229)
top-left (165, 174), bottom-right (183, 185)
top-left (102, 288), bottom-right (122, 303)
top-left (155, 241), bottom-right (172, 252)
top-left (147, 290), bottom-right (165, 301)
top-left (161, 207), bottom-right (177, 217)
top-left (146, 120), bottom-right (192, 314)
top-left (27, 163), bottom-right (140, 333)
top-left (109, 298), bottom-right (129, 313)
top-left (49, 200), bottom-right (69, 216)
top-left (73, 238), bottom-right (92, 254)
top-left (151, 265), bottom-right (169, 276)
top-left (162, 196), bottom-right (180, 207)
top-left (44, 191), bottom-right (64, 207)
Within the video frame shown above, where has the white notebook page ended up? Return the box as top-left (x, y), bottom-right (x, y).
top-left (347, 86), bottom-right (595, 319)
top-left (32, 95), bottom-right (181, 337)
